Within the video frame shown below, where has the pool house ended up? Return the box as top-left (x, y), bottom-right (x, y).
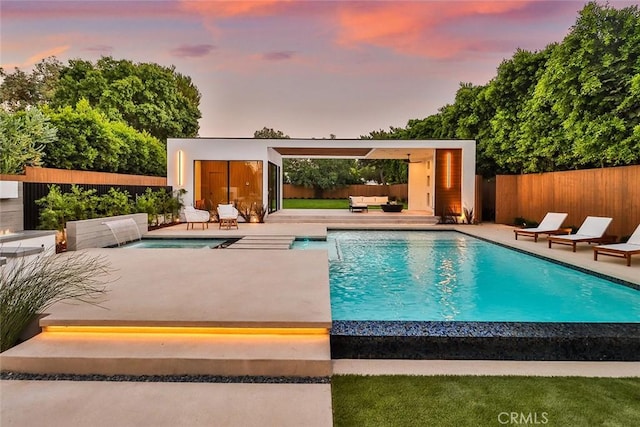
top-left (166, 138), bottom-right (476, 218)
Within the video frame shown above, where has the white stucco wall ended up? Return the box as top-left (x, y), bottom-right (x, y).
top-left (167, 138), bottom-right (476, 215)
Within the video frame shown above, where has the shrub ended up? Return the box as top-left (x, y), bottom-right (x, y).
top-left (0, 252), bottom-right (112, 352)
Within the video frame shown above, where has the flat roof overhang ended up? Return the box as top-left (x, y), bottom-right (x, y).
top-left (269, 139), bottom-right (474, 160)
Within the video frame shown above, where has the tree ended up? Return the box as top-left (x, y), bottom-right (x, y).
top-left (0, 57), bottom-right (63, 112)
top-left (0, 108), bottom-right (57, 174)
top-left (285, 158), bottom-right (360, 197)
top-left (52, 56), bottom-right (201, 141)
top-left (43, 99), bottom-right (166, 175)
top-left (253, 127), bottom-right (290, 138)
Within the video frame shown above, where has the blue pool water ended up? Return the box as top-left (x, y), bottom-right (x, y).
top-left (122, 238), bottom-right (227, 249)
top-left (293, 231), bottom-right (640, 322)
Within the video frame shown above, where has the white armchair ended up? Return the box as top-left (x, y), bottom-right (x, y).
top-left (217, 204), bottom-right (239, 230)
top-left (184, 206), bottom-right (210, 230)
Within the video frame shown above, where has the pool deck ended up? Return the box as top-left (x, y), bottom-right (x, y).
top-left (1, 217), bottom-right (639, 426)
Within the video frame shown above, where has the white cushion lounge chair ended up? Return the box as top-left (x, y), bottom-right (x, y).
top-left (514, 212), bottom-right (569, 242)
top-left (217, 204), bottom-right (239, 230)
top-left (593, 224), bottom-right (640, 266)
top-left (548, 216), bottom-right (615, 252)
top-left (184, 206), bottom-right (210, 230)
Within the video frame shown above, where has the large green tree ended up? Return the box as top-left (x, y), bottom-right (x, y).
top-left (52, 57), bottom-right (201, 141)
top-left (521, 2), bottom-right (640, 170)
top-left (43, 99), bottom-right (165, 175)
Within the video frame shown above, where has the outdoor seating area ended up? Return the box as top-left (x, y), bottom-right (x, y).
top-left (348, 196), bottom-right (389, 212)
top-left (512, 214), bottom-right (640, 267)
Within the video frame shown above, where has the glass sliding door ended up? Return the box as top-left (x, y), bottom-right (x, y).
top-left (230, 161), bottom-right (263, 208)
top-left (268, 162), bottom-right (280, 213)
top-left (194, 160), bottom-right (263, 209)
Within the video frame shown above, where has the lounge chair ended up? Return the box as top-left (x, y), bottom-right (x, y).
top-left (217, 204), bottom-right (239, 230)
top-left (514, 212), bottom-right (569, 242)
top-left (548, 216), bottom-right (615, 252)
top-left (593, 224), bottom-right (640, 266)
top-left (184, 206), bottom-right (210, 230)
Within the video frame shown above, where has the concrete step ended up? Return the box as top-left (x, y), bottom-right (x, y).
top-left (226, 235), bottom-right (296, 249)
top-left (266, 216), bottom-right (439, 224)
top-left (0, 331), bottom-right (331, 377)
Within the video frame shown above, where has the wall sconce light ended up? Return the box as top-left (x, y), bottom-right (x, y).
top-left (445, 152), bottom-right (452, 189)
top-left (178, 150), bottom-right (184, 186)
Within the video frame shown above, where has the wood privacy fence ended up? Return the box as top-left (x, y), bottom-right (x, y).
top-left (0, 167), bottom-right (169, 231)
top-left (284, 184), bottom-right (408, 200)
top-left (495, 165), bottom-right (640, 239)
top-left (0, 166), bottom-right (167, 186)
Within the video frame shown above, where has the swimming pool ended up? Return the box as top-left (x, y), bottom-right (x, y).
top-left (121, 238), bottom-right (228, 249)
top-left (294, 230), bottom-right (640, 322)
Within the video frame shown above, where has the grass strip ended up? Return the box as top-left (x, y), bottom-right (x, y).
top-left (332, 375), bottom-right (640, 427)
top-left (283, 199), bottom-right (349, 209)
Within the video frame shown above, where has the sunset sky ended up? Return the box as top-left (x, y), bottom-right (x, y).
top-left (2, 0), bottom-right (638, 139)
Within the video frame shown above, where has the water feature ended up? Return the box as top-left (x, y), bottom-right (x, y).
top-left (103, 218), bottom-right (142, 246)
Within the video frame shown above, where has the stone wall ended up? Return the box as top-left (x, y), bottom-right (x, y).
top-left (66, 213), bottom-right (148, 251)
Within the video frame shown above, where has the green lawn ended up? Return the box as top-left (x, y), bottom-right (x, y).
top-left (332, 375), bottom-right (640, 427)
top-left (283, 198), bottom-right (348, 209)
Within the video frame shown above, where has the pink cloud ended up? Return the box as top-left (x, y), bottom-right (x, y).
top-left (170, 44), bottom-right (217, 58)
top-left (177, 0), bottom-right (292, 18)
top-left (334, 1), bottom-right (560, 59)
top-left (262, 50), bottom-right (296, 61)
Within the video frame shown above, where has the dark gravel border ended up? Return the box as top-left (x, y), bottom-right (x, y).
top-left (0, 372), bottom-right (330, 384)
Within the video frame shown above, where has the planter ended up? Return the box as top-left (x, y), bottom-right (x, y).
top-left (381, 204), bottom-right (403, 213)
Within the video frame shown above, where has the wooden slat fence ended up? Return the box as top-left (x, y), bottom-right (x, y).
top-left (495, 165), bottom-right (640, 240)
top-left (0, 166), bottom-right (166, 186)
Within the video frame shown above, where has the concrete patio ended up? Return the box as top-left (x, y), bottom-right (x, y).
top-left (1, 218), bottom-right (638, 426)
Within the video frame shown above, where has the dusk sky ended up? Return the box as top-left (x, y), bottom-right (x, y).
top-left (2, 0), bottom-right (638, 139)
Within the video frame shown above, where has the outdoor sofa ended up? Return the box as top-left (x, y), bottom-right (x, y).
top-left (349, 196), bottom-right (389, 212)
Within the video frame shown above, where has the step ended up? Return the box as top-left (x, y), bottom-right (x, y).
top-left (266, 215), bottom-right (439, 224)
top-left (225, 235), bottom-right (295, 249)
top-left (0, 332), bottom-right (331, 377)
top-left (226, 244), bottom-right (292, 250)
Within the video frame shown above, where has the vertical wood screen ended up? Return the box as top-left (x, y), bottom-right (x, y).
top-left (434, 149), bottom-right (462, 216)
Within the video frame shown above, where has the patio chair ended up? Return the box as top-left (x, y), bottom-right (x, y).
top-left (184, 206), bottom-right (210, 230)
top-left (514, 212), bottom-right (569, 242)
top-left (218, 204), bottom-right (239, 230)
top-left (547, 216), bottom-right (615, 252)
top-left (593, 224), bottom-right (640, 266)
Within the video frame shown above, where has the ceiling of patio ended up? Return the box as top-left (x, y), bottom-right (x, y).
top-left (273, 147), bottom-right (435, 161)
